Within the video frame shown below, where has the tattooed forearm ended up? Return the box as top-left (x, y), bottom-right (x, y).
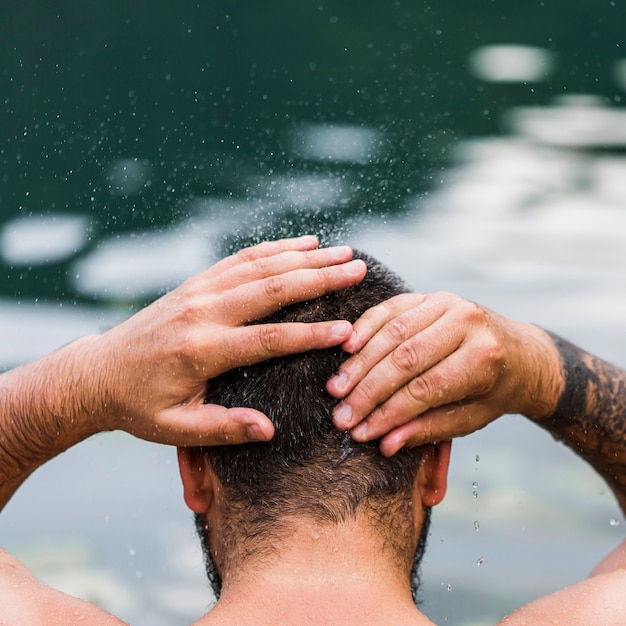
top-left (540, 333), bottom-right (626, 516)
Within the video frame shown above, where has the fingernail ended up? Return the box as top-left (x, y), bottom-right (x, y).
top-left (246, 423), bottom-right (265, 442)
top-left (333, 402), bottom-right (353, 427)
top-left (382, 437), bottom-right (404, 457)
top-left (332, 321), bottom-right (351, 337)
top-left (352, 419), bottom-right (370, 438)
top-left (329, 370), bottom-right (348, 391)
top-left (344, 259), bottom-right (364, 276)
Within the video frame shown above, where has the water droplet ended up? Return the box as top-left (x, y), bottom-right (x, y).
top-left (610, 518), bottom-right (620, 527)
top-left (472, 491), bottom-right (478, 499)
top-left (472, 481), bottom-right (478, 489)
top-left (446, 583), bottom-right (452, 591)
top-left (475, 454), bottom-right (480, 462)
top-left (476, 556), bottom-right (484, 566)
top-left (474, 521), bottom-right (480, 532)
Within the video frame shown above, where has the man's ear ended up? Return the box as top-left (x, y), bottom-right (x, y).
top-left (415, 440), bottom-right (451, 507)
top-left (177, 447), bottom-right (218, 514)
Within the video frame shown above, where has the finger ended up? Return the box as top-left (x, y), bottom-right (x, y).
top-left (327, 294), bottom-right (448, 400)
top-left (345, 343), bottom-right (493, 439)
top-left (332, 314), bottom-right (466, 429)
top-left (341, 293), bottom-right (427, 354)
top-left (379, 401), bottom-right (497, 455)
top-left (161, 404), bottom-right (275, 446)
top-left (203, 235), bottom-right (321, 278)
top-left (212, 319), bottom-right (354, 370)
top-left (220, 259), bottom-right (367, 325)
top-left (233, 235), bottom-right (321, 262)
top-left (214, 245), bottom-right (356, 294)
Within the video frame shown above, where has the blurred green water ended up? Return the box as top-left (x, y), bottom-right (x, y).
top-left (2, 0), bottom-right (625, 303)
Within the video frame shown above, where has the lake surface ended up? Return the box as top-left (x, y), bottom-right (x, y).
top-left (2, 2), bottom-right (626, 624)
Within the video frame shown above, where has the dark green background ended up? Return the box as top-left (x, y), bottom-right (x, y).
top-left (2, 0), bottom-right (625, 302)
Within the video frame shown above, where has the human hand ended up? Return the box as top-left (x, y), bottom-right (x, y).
top-left (327, 292), bottom-right (563, 455)
top-left (86, 236), bottom-right (367, 446)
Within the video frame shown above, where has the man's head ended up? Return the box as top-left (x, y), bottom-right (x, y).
top-left (178, 251), bottom-right (449, 602)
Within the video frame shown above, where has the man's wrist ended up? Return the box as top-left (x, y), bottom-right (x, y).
top-left (0, 336), bottom-right (106, 478)
top-left (515, 324), bottom-right (565, 421)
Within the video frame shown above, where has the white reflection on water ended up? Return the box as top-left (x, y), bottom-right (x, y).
top-left (468, 45), bottom-right (555, 83)
top-left (0, 214), bottom-right (90, 265)
top-left (72, 224), bottom-right (215, 301)
top-left (290, 123), bottom-right (385, 164)
top-left (508, 94), bottom-right (626, 147)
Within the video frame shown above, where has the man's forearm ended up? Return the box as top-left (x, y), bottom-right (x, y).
top-left (0, 336), bottom-right (102, 510)
top-left (0, 240), bottom-right (366, 510)
top-left (536, 333), bottom-right (626, 515)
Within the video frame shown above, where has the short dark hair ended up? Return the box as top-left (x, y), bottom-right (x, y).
top-left (198, 251), bottom-right (429, 598)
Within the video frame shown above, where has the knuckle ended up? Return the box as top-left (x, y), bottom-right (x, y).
top-left (390, 341), bottom-right (421, 375)
top-left (374, 402), bottom-right (399, 429)
top-left (262, 275), bottom-right (287, 302)
top-left (234, 246), bottom-right (256, 263)
top-left (353, 376), bottom-right (380, 406)
top-left (250, 255), bottom-right (274, 277)
top-left (458, 299), bottom-right (488, 325)
top-left (430, 291), bottom-right (458, 307)
top-left (318, 263), bottom-right (341, 284)
top-left (257, 324), bottom-right (285, 353)
top-left (174, 332), bottom-right (202, 369)
top-left (217, 416), bottom-right (235, 444)
top-left (371, 301), bottom-right (391, 318)
top-left (421, 417), bottom-right (436, 445)
top-left (469, 329), bottom-right (505, 377)
top-left (171, 298), bottom-right (210, 336)
top-left (405, 374), bottom-right (438, 405)
top-left (481, 333), bottom-right (505, 363)
top-left (384, 317), bottom-right (410, 343)
top-left (234, 240), bottom-right (275, 264)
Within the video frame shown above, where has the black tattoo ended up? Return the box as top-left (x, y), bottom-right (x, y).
top-left (542, 332), bottom-right (626, 515)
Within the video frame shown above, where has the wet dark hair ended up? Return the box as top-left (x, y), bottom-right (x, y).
top-left (197, 251), bottom-right (430, 598)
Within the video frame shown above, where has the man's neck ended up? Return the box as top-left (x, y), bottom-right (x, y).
top-left (196, 518), bottom-right (435, 626)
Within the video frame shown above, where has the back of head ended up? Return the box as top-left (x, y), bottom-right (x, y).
top-left (200, 251), bottom-right (428, 585)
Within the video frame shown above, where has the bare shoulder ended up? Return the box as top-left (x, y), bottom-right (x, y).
top-left (498, 569), bottom-right (626, 626)
top-left (498, 540), bottom-right (626, 626)
top-left (0, 548), bottom-right (128, 626)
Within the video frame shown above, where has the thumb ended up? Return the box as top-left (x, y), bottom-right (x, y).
top-left (189, 404), bottom-right (275, 446)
